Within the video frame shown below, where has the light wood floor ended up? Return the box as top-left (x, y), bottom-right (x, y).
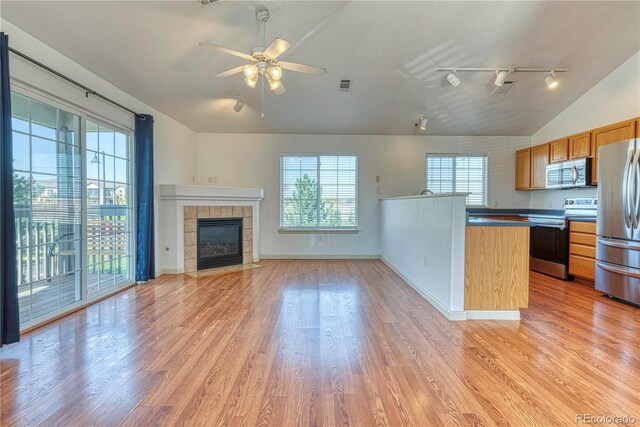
top-left (2, 260), bottom-right (639, 426)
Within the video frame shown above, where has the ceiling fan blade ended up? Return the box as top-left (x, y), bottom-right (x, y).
top-left (215, 65), bottom-right (245, 78)
top-left (263, 38), bottom-right (291, 60)
top-left (273, 81), bottom-right (286, 96)
top-left (198, 42), bottom-right (254, 61)
top-left (280, 61), bottom-right (327, 75)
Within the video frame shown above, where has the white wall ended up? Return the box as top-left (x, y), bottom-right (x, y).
top-left (195, 133), bottom-right (530, 257)
top-left (380, 196), bottom-right (467, 318)
top-left (2, 20), bottom-right (197, 276)
top-left (530, 52), bottom-right (640, 209)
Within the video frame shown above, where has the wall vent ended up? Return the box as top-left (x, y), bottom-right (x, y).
top-left (492, 79), bottom-right (516, 94)
top-left (339, 79), bottom-right (352, 92)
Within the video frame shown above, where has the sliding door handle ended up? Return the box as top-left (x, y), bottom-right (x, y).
top-left (597, 262), bottom-right (640, 280)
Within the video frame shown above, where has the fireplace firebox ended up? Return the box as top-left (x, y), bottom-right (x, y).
top-left (197, 218), bottom-right (243, 270)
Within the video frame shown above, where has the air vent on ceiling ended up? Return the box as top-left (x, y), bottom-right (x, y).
top-left (198, 0), bottom-right (218, 7)
top-left (339, 79), bottom-right (352, 92)
top-left (492, 79), bottom-right (516, 94)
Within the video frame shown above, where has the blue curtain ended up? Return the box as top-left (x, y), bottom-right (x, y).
top-left (135, 114), bottom-right (155, 282)
top-left (0, 33), bottom-right (20, 345)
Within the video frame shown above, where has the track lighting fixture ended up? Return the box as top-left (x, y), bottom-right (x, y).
top-left (436, 67), bottom-right (567, 91)
top-left (446, 72), bottom-right (461, 87)
top-left (232, 92), bottom-right (245, 112)
top-left (494, 70), bottom-right (508, 86)
top-left (417, 116), bottom-right (428, 131)
top-left (545, 71), bottom-right (559, 89)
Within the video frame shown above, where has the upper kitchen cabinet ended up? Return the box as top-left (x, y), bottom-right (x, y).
top-left (531, 144), bottom-right (550, 189)
top-left (569, 132), bottom-right (592, 159)
top-left (591, 119), bottom-right (637, 184)
top-left (515, 148), bottom-right (532, 190)
top-left (550, 138), bottom-right (569, 163)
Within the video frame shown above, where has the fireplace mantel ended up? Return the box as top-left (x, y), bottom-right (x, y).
top-left (159, 184), bottom-right (264, 202)
top-left (158, 185), bottom-right (263, 274)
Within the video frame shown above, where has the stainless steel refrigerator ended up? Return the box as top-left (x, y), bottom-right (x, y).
top-left (596, 138), bottom-right (640, 305)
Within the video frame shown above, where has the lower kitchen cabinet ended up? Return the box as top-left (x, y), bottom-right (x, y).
top-left (569, 221), bottom-right (596, 280)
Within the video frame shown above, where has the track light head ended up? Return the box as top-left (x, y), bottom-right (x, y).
top-left (446, 72), bottom-right (461, 87)
top-left (494, 70), bottom-right (508, 86)
top-left (233, 99), bottom-right (245, 112)
top-left (545, 71), bottom-right (559, 89)
top-left (416, 115), bottom-right (428, 131)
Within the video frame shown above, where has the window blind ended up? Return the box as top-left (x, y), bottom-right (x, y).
top-left (426, 154), bottom-right (488, 206)
top-left (280, 155), bottom-right (358, 228)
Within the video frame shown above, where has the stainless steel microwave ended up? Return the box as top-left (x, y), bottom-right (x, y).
top-left (546, 158), bottom-right (595, 189)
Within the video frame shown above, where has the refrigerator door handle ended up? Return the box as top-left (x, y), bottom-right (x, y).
top-left (634, 148), bottom-right (640, 228)
top-left (623, 149), bottom-right (634, 229)
top-left (598, 238), bottom-right (640, 251)
top-left (597, 262), bottom-right (640, 280)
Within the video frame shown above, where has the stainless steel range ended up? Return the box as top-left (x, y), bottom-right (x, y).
top-left (529, 198), bottom-right (597, 280)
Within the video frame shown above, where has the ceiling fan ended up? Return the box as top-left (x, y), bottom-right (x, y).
top-left (199, 8), bottom-right (327, 99)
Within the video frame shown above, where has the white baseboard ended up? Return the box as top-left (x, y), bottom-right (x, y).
top-left (380, 257), bottom-right (467, 321)
top-left (380, 257), bottom-right (520, 321)
top-left (259, 254), bottom-right (380, 260)
top-left (159, 268), bottom-right (184, 275)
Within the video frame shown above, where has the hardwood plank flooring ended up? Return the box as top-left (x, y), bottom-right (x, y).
top-left (1, 260), bottom-right (639, 426)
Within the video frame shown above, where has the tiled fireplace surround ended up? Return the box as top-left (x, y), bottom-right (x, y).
top-left (183, 205), bottom-right (254, 272)
top-left (158, 185), bottom-right (263, 275)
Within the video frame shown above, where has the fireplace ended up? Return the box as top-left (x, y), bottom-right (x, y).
top-left (197, 218), bottom-right (243, 270)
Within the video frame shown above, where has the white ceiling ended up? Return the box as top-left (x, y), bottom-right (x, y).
top-left (2, 1), bottom-right (639, 135)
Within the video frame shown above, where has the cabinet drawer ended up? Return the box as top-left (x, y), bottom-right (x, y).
top-left (570, 243), bottom-right (596, 258)
top-left (570, 232), bottom-right (596, 246)
top-left (571, 221), bottom-right (596, 234)
top-left (569, 254), bottom-right (595, 280)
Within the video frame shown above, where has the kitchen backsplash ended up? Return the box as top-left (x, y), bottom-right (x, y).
top-left (529, 187), bottom-right (598, 209)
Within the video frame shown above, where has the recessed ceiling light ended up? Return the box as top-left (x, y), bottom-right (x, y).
top-left (545, 72), bottom-right (559, 89)
top-left (494, 70), bottom-right (508, 86)
top-left (446, 72), bottom-right (461, 87)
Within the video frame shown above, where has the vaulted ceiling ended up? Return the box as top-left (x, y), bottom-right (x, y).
top-left (2, 1), bottom-right (639, 135)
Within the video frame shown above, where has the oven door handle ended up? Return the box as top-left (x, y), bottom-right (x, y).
top-left (598, 238), bottom-right (640, 251)
top-left (530, 223), bottom-right (566, 229)
top-left (597, 262), bottom-right (640, 279)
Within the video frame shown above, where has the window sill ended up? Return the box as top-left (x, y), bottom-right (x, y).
top-left (278, 227), bottom-right (360, 234)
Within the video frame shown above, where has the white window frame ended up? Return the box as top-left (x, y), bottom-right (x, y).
top-left (279, 153), bottom-right (359, 232)
top-left (10, 82), bottom-right (136, 331)
top-left (425, 153), bottom-right (488, 207)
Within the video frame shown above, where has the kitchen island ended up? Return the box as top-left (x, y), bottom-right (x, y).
top-left (380, 193), bottom-right (531, 320)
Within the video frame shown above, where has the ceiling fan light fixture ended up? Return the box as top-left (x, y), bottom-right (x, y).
top-left (268, 66), bottom-right (282, 81)
top-left (545, 71), bottom-right (559, 89)
top-left (494, 70), bottom-right (508, 86)
top-left (446, 72), bottom-right (461, 87)
top-left (268, 77), bottom-right (282, 91)
top-left (243, 64), bottom-right (258, 79)
top-left (244, 76), bottom-right (258, 88)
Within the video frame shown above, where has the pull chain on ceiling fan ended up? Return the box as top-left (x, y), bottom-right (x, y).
top-left (199, 8), bottom-right (327, 118)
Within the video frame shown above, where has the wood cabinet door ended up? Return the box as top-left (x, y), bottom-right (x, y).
top-left (515, 148), bottom-right (531, 190)
top-left (531, 144), bottom-right (550, 189)
top-left (636, 117), bottom-right (640, 138)
top-left (550, 138), bottom-right (569, 163)
top-left (569, 132), bottom-right (591, 159)
top-left (592, 120), bottom-right (636, 184)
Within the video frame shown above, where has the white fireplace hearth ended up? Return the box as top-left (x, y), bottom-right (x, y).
top-left (158, 184), bottom-right (263, 274)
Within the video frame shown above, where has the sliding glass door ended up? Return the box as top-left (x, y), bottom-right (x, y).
top-left (86, 121), bottom-right (133, 296)
top-left (11, 88), bottom-right (134, 327)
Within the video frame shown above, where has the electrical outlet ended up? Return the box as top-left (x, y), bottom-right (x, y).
top-left (207, 176), bottom-right (212, 183)
top-left (493, 201), bottom-right (498, 207)
top-left (376, 185), bottom-right (380, 194)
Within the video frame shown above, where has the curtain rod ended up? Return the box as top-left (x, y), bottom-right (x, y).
top-left (9, 46), bottom-right (144, 119)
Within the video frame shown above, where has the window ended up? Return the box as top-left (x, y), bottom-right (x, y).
top-left (11, 88), bottom-right (134, 327)
top-left (426, 154), bottom-right (488, 206)
top-left (280, 155), bottom-right (358, 229)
